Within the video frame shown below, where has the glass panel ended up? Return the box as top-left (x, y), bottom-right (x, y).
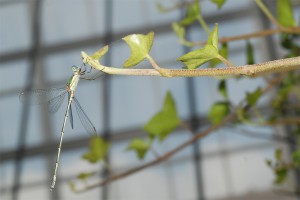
top-left (41, 0), bottom-right (105, 46)
top-left (0, 2), bottom-right (31, 54)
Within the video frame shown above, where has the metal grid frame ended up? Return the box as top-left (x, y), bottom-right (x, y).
top-left (0, 1), bottom-right (299, 200)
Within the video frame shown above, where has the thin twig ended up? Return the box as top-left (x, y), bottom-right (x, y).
top-left (74, 113), bottom-right (236, 193)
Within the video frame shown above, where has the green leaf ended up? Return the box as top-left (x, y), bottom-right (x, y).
top-left (90, 45), bottom-right (109, 62)
top-left (277, 0), bottom-right (296, 27)
top-left (208, 101), bottom-right (230, 125)
top-left (178, 23), bottom-right (219, 69)
top-left (144, 91), bottom-right (180, 141)
top-left (246, 40), bottom-right (255, 65)
top-left (274, 168), bottom-right (288, 184)
top-left (172, 22), bottom-right (185, 39)
top-left (246, 87), bottom-right (262, 107)
top-left (207, 24), bottom-right (219, 50)
top-left (210, 0), bottom-right (226, 9)
top-left (122, 32), bottom-right (154, 67)
top-left (77, 172), bottom-right (96, 181)
top-left (265, 159), bottom-right (273, 167)
top-left (127, 138), bottom-right (151, 159)
top-left (218, 80), bottom-right (227, 98)
top-left (179, 1), bottom-right (200, 26)
top-left (210, 43), bottom-right (228, 68)
top-left (177, 45), bottom-right (218, 69)
top-left (82, 136), bottom-right (110, 164)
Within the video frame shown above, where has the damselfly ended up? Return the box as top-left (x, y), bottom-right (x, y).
top-left (19, 65), bottom-right (103, 191)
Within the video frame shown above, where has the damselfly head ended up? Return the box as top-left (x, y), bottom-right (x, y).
top-left (71, 65), bottom-right (79, 72)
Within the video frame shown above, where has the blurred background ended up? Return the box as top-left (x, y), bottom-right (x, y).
top-left (1, 0), bottom-right (300, 200)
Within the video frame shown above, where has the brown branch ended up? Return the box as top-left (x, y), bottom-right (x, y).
top-left (184, 27), bottom-right (300, 47)
top-left (74, 114), bottom-right (236, 193)
top-left (265, 118), bottom-right (300, 125)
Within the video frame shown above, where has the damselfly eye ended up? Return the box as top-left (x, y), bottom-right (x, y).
top-left (71, 65), bottom-right (78, 72)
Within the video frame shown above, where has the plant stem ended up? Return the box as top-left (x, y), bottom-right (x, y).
top-left (255, 0), bottom-right (281, 27)
top-left (82, 52), bottom-right (300, 78)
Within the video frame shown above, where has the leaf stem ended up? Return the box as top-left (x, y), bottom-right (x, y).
top-left (216, 54), bottom-right (235, 68)
top-left (255, 0), bottom-right (281, 28)
top-left (197, 15), bottom-right (210, 34)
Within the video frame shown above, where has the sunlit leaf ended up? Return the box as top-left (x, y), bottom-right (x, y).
top-left (208, 101), bottom-right (230, 125)
top-left (207, 23), bottom-right (219, 49)
top-left (82, 136), bottom-right (110, 163)
top-left (144, 91), bottom-right (180, 141)
top-left (277, 0), bottom-right (296, 27)
top-left (246, 87), bottom-right (262, 107)
top-left (90, 45), bottom-right (109, 63)
top-left (127, 138), bottom-right (151, 159)
top-left (177, 45), bottom-right (218, 69)
top-left (122, 32), bottom-right (154, 67)
top-left (210, 0), bottom-right (226, 9)
top-left (178, 23), bottom-right (219, 69)
top-left (246, 40), bottom-right (255, 65)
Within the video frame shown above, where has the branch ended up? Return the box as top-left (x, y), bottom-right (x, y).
top-left (74, 113), bottom-right (236, 193)
top-left (181, 27), bottom-right (300, 47)
top-left (82, 53), bottom-right (300, 78)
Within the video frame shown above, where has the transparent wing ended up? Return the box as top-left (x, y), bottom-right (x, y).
top-left (68, 93), bottom-right (74, 129)
top-left (73, 97), bottom-right (97, 137)
top-left (20, 88), bottom-right (67, 114)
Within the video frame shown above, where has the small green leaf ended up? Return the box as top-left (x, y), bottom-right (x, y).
top-left (127, 138), bottom-right (151, 159)
top-left (246, 87), bottom-right (262, 107)
top-left (274, 168), bottom-right (288, 184)
top-left (172, 22), bottom-right (185, 39)
top-left (179, 1), bottom-right (200, 26)
top-left (218, 80), bottom-right (227, 98)
top-left (90, 45), bottom-right (109, 62)
top-left (265, 159), bottom-right (273, 167)
top-left (144, 91), bottom-right (180, 141)
top-left (177, 45), bottom-right (218, 69)
top-left (122, 32), bottom-right (154, 67)
top-left (210, 43), bottom-right (228, 67)
top-left (208, 101), bottom-right (230, 125)
top-left (207, 24), bottom-right (219, 50)
top-left (277, 0), bottom-right (296, 27)
top-left (178, 23), bottom-right (219, 69)
top-left (210, 0), bottom-right (226, 9)
top-left (246, 40), bottom-right (255, 65)
top-left (77, 172), bottom-right (96, 181)
top-left (82, 136), bottom-right (110, 163)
